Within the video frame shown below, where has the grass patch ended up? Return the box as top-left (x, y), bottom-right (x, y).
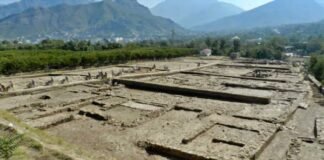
top-left (0, 109), bottom-right (92, 160)
top-left (0, 134), bottom-right (23, 160)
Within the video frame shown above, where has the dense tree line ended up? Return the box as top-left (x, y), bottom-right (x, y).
top-left (0, 35), bottom-right (323, 75)
top-left (303, 37), bottom-right (324, 84)
top-left (183, 36), bottom-right (286, 60)
top-left (0, 39), bottom-right (123, 51)
top-left (0, 48), bottom-right (195, 75)
top-left (0, 39), bottom-right (197, 75)
top-left (185, 35), bottom-right (324, 60)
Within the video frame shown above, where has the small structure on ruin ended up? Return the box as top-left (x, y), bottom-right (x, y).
top-left (85, 73), bottom-right (92, 80)
top-left (163, 65), bottom-right (170, 71)
top-left (0, 81), bottom-right (14, 92)
top-left (60, 76), bottom-right (69, 84)
top-left (133, 65), bottom-right (140, 71)
top-left (27, 80), bottom-right (36, 89)
top-left (45, 77), bottom-right (54, 86)
top-left (102, 72), bottom-right (108, 79)
top-left (253, 69), bottom-right (272, 78)
top-left (0, 83), bottom-right (5, 92)
top-left (96, 71), bottom-right (108, 80)
top-left (230, 52), bottom-right (240, 60)
top-left (96, 71), bottom-right (103, 79)
top-left (112, 70), bottom-right (122, 77)
top-left (5, 81), bottom-right (14, 92)
top-left (151, 64), bottom-right (156, 71)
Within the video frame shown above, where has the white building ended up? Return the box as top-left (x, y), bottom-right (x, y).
top-left (285, 53), bottom-right (294, 57)
top-left (200, 48), bottom-right (212, 56)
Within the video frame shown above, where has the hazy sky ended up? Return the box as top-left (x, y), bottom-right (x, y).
top-left (137, 0), bottom-right (273, 10)
top-left (0, 0), bottom-right (273, 10)
top-left (220, 0), bottom-right (273, 10)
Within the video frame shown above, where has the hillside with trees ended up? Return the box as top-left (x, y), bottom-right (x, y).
top-left (0, 0), bottom-right (184, 40)
top-left (0, 0), bottom-right (99, 19)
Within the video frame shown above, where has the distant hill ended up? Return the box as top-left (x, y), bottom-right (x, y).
top-left (0, 0), bottom-right (100, 19)
top-left (151, 0), bottom-right (243, 28)
top-left (232, 20), bottom-right (324, 42)
top-left (0, 0), bottom-right (184, 40)
top-left (195, 0), bottom-right (324, 32)
top-left (275, 20), bottom-right (324, 37)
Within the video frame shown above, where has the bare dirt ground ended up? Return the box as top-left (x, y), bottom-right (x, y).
top-left (0, 56), bottom-right (323, 160)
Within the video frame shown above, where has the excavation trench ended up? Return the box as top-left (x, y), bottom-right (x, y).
top-left (114, 79), bottom-right (271, 105)
top-left (181, 71), bottom-right (288, 83)
top-left (212, 139), bottom-right (245, 147)
top-left (144, 142), bottom-right (213, 160)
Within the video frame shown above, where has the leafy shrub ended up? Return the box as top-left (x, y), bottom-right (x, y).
top-left (0, 134), bottom-right (23, 160)
top-left (309, 55), bottom-right (324, 83)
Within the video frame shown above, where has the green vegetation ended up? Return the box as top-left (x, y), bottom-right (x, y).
top-left (185, 34), bottom-right (324, 61)
top-left (303, 37), bottom-right (324, 84)
top-left (0, 134), bottom-right (23, 160)
top-left (309, 55), bottom-right (324, 84)
top-left (245, 37), bottom-right (290, 60)
top-left (0, 109), bottom-right (92, 160)
top-left (186, 36), bottom-right (286, 60)
top-left (0, 34), bottom-right (323, 76)
top-left (0, 39), bottom-right (122, 51)
top-left (0, 47), bottom-right (194, 75)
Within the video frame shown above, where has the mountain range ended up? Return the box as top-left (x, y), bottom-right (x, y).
top-left (195, 0), bottom-right (324, 32)
top-left (0, 0), bottom-right (184, 40)
top-left (0, 0), bottom-right (102, 20)
top-left (0, 0), bottom-right (324, 40)
top-left (151, 0), bottom-right (243, 28)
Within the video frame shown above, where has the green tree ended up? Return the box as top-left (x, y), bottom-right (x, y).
top-left (233, 39), bottom-right (241, 52)
top-left (39, 39), bottom-right (65, 49)
top-left (211, 40), bottom-right (220, 55)
top-left (255, 46), bottom-right (275, 59)
top-left (220, 39), bottom-right (226, 50)
top-left (205, 37), bottom-right (212, 48)
top-left (307, 39), bottom-right (323, 53)
top-left (310, 55), bottom-right (318, 70)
